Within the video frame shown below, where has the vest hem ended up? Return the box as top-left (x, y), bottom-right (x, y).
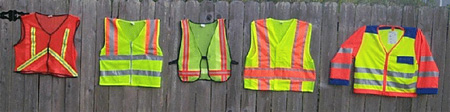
top-left (353, 89), bottom-right (417, 97)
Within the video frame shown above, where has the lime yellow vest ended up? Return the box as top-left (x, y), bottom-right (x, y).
top-left (99, 18), bottom-right (163, 87)
top-left (172, 19), bottom-right (234, 82)
top-left (244, 18), bottom-right (316, 92)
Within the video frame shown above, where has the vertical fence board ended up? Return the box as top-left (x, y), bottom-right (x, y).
top-left (137, 0), bottom-right (156, 112)
top-left (180, 1), bottom-right (199, 111)
top-left (0, 0), bottom-right (12, 111)
top-left (195, 1), bottom-right (214, 111)
top-left (396, 6), bottom-right (417, 112)
top-left (94, 0), bottom-right (111, 112)
top-left (303, 2), bottom-right (322, 112)
top-left (427, 7), bottom-right (448, 112)
top-left (108, 0), bottom-right (123, 111)
top-left (38, 0), bottom-right (54, 111)
top-left (23, 0), bottom-right (40, 111)
top-left (334, 3), bottom-right (355, 112)
top-left (65, 0), bottom-right (82, 112)
top-left (442, 7), bottom-right (450, 112)
top-left (0, 1), bottom-right (449, 112)
top-left (239, 1), bottom-right (258, 112)
top-left (349, 4), bottom-right (371, 112)
top-left (413, 6), bottom-right (434, 112)
top-left (151, 1), bottom-right (169, 111)
top-left (256, 2), bottom-right (275, 112)
top-left (379, 5), bottom-right (402, 112)
top-left (286, 2), bottom-right (307, 111)
top-left (165, 1), bottom-right (185, 111)
top-left (318, 2), bottom-right (338, 112)
top-left (211, 1), bottom-right (228, 111)
top-left (270, 2), bottom-right (290, 112)
top-left (9, 0), bottom-right (26, 111)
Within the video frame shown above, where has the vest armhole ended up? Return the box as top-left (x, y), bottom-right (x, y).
top-left (13, 18), bottom-right (26, 46)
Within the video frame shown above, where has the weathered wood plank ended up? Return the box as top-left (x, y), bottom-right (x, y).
top-left (195, 1), bottom-right (214, 111)
top-left (151, 1), bottom-right (169, 111)
top-left (79, 0), bottom-right (97, 111)
top-left (165, 1), bottom-right (185, 111)
top-left (239, 1), bottom-right (258, 112)
top-left (349, 4), bottom-right (371, 112)
top-left (396, 6), bottom-right (417, 112)
top-left (8, 0), bottom-right (26, 111)
top-left (333, 3), bottom-right (355, 112)
top-left (119, 0), bottom-right (140, 111)
top-left (65, 0), bottom-right (82, 112)
top-left (137, 0), bottom-right (156, 112)
top-left (303, 2), bottom-right (321, 112)
top-left (38, 0), bottom-right (55, 111)
top-left (108, 0), bottom-right (123, 111)
top-left (379, 5), bottom-right (402, 112)
top-left (0, 1), bottom-right (13, 112)
top-left (94, 0), bottom-right (111, 112)
top-left (177, 1), bottom-right (199, 111)
top-left (211, 1), bottom-right (228, 111)
top-left (426, 7), bottom-right (447, 112)
top-left (256, 1), bottom-right (274, 112)
top-left (442, 7), bottom-right (450, 112)
top-left (23, 0), bottom-right (41, 111)
top-left (412, 6), bottom-right (434, 112)
top-left (270, 2), bottom-right (290, 112)
top-left (286, 2), bottom-right (307, 112)
top-left (318, 2), bottom-right (338, 112)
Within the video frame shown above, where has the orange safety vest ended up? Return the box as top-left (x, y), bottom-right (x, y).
top-left (14, 12), bottom-right (80, 77)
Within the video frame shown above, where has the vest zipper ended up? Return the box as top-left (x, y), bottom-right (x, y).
top-left (130, 42), bottom-right (133, 84)
top-left (382, 53), bottom-right (390, 94)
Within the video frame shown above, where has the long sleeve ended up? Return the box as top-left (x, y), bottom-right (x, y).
top-left (415, 29), bottom-right (439, 94)
top-left (329, 26), bottom-right (365, 85)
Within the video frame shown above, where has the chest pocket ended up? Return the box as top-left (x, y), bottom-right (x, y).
top-left (397, 56), bottom-right (414, 65)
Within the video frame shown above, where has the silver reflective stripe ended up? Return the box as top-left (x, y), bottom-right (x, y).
top-left (337, 48), bottom-right (353, 53)
top-left (209, 71), bottom-right (230, 74)
top-left (148, 20), bottom-right (155, 54)
top-left (418, 71), bottom-right (439, 77)
top-left (100, 55), bottom-right (163, 60)
top-left (100, 70), bottom-right (161, 76)
top-left (245, 68), bottom-right (315, 73)
top-left (354, 79), bottom-right (382, 85)
top-left (387, 71), bottom-right (416, 78)
top-left (355, 67), bottom-right (383, 74)
top-left (108, 18), bottom-right (115, 55)
top-left (331, 63), bottom-right (352, 69)
top-left (387, 82), bottom-right (416, 89)
top-left (420, 56), bottom-right (434, 62)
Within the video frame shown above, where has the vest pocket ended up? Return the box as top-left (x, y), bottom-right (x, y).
top-left (397, 56), bottom-right (414, 65)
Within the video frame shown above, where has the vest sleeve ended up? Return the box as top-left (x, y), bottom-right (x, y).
top-left (329, 26), bottom-right (365, 86)
top-left (415, 29), bottom-right (439, 94)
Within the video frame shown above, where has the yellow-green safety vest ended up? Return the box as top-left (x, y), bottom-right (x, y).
top-left (244, 18), bottom-right (316, 92)
top-left (99, 18), bottom-right (163, 87)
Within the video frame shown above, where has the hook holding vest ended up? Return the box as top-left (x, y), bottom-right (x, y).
top-left (0, 10), bottom-right (29, 21)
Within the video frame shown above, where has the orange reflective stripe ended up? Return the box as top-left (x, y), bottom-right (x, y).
top-left (105, 18), bottom-right (118, 56)
top-left (244, 68), bottom-right (315, 79)
top-left (290, 80), bottom-right (301, 91)
top-left (258, 79), bottom-right (270, 90)
top-left (153, 20), bottom-right (159, 55)
top-left (255, 20), bottom-right (270, 68)
top-left (145, 20), bottom-right (151, 54)
top-left (218, 19), bottom-right (227, 70)
top-left (291, 21), bottom-right (308, 68)
top-left (181, 20), bottom-right (190, 71)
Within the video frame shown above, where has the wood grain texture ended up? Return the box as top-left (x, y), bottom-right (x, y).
top-left (0, 1), bottom-right (448, 112)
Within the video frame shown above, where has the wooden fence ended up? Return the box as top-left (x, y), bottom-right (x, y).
top-left (0, 0), bottom-right (449, 112)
